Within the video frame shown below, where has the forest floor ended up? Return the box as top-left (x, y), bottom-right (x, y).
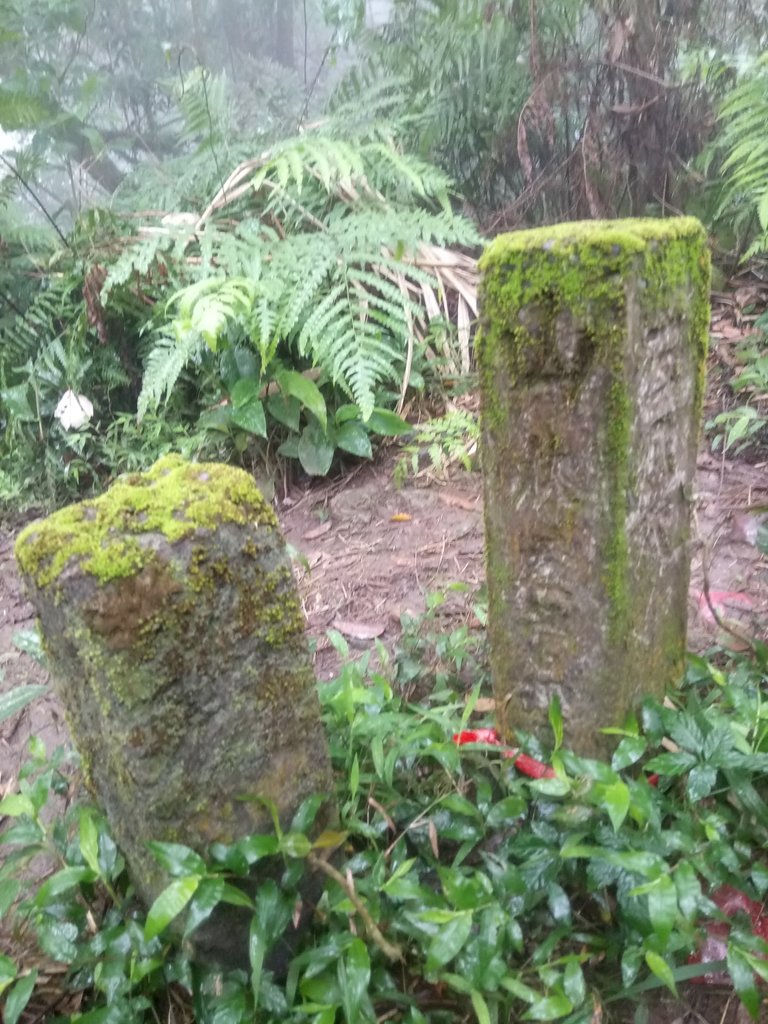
top-left (1, 294), bottom-right (768, 1022)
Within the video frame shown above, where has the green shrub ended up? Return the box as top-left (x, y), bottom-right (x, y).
top-left (3, 621), bottom-right (768, 1022)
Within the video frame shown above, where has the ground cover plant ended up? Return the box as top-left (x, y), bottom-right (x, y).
top-left (2, 617), bottom-right (768, 1024)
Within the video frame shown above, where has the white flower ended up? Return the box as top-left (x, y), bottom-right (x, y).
top-left (54, 390), bottom-right (94, 430)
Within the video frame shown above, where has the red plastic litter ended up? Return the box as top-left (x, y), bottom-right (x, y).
top-left (452, 729), bottom-right (556, 779)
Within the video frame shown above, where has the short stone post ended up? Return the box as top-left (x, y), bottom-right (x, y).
top-left (477, 218), bottom-right (710, 755)
top-left (15, 455), bottom-right (334, 966)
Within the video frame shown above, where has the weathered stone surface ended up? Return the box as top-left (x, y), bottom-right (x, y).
top-left (14, 455), bottom-right (334, 965)
top-left (477, 218), bottom-right (710, 755)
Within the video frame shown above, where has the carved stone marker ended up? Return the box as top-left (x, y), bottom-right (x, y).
top-left (15, 455), bottom-right (334, 965)
top-left (477, 218), bottom-right (710, 755)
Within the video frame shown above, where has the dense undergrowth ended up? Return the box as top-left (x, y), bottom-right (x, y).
top-left (2, 605), bottom-right (768, 1024)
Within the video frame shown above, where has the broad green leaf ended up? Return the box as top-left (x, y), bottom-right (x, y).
top-left (280, 832), bottom-right (312, 858)
top-left (643, 751), bottom-right (697, 775)
top-left (278, 370), bottom-right (327, 430)
top-left (563, 961), bottom-right (587, 1006)
top-left (0, 952), bottom-right (17, 995)
top-left (3, 970), bottom-right (37, 1024)
top-left (548, 695), bottom-right (563, 750)
top-left (249, 910), bottom-right (266, 1005)
top-left (35, 866), bottom-right (96, 906)
top-left (366, 408), bottom-right (411, 435)
top-left (144, 876), bottom-right (199, 940)
top-left (349, 753), bottom-right (360, 798)
top-left (523, 994), bottom-right (573, 1021)
top-left (338, 938), bottom-right (371, 1024)
top-left (298, 424), bottom-right (334, 476)
top-left (232, 399), bottom-right (267, 437)
top-left (611, 736), bottom-right (647, 770)
top-left (646, 875), bottom-right (677, 945)
top-left (78, 811), bottom-right (100, 875)
top-left (486, 795), bottom-right (527, 828)
top-left (686, 764), bottom-right (717, 801)
top-left (727, 943), bottom-right (760, 1019)
top-left (268, 393), bottom-right (301, 432)
top-left (470, 988), bottom-right (492, 1024)
top-left (0, 685), bottom-right (46, 725)
top-left (231, 376), bottom-right (261, 407)
top-left (547, 883), bottom-right (571, 924)
top-left (382, 858), bottom-right (418, 892)
top-left (425, 912), bottom-right (473, 973)
top-left (0, 793), bottom-right (35, 818)
top-left (644, 951), bottom-right (677, 996)
top-left (36, 919), bottom-right (78, 962)
top-left (147, 841), bottom-right (207, 877)
top-left (184, 877), bottom-right (225, 937)
top-left (674, 861), bottom-right (701, 919)
top-left (601, 780), bottom-right (630, 832)
top-left (335, 421), bottom-right (372, 458)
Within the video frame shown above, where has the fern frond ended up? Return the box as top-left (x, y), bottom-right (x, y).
top-left (137, 330), bottom-right (205, 420)
top-left (716, 55), bottom-right (768, 243)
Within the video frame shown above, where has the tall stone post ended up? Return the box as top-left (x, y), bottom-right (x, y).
top-left (15, 455), bottom-right (334, 966)
top-left (477, 218), bottom-right (710, 755)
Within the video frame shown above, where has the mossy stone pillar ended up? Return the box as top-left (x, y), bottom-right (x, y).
top-left (14, 455), bottom-right (334, 965)
top-left (477, 218), bottom-right (710, 755)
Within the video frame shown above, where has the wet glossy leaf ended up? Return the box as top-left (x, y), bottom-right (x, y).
top-left (727, 943), bottom-right (760, 1019)
top-left (601, 780), bottom-right (630, 832)
top-left (674, 861), bottom-right (701, 919)
top-left (486, 795), bottom-right (527, 828)
top-left (548, 695), bottom-right (563, 750)
top-left (280, 832), bottom-right (312, 858)
top-left (644, 950), bottom-right (677, 995)
top-left (335, 420), bottom-right (372, 458)
top-left (298, 424), bottom-right (334, 475)
top-left (184, 877), bottom-right (225, 937)
top-left (278, 370), bottom-right (327, 430)
top-left (3, 970), bottom-right (37, 1024)
top-left (268, 393), bottom-right (301, 432)
top-left (35, 866), bottom-right (96, 905)
top-left (366, 408), bottom-right (411, 435)
top-left (523, 993), bottom-right (573, 1021)
top-left (647, 875), bottom-right (677, 945)
top-left (37, 919), bottom-right (79, 962)
top-left (148, 841), bottom-right (207, 877)
top-left (78, 811), bottom-right (100, 875)
top-left (232, 398), bottom-right (267, 436)
top-left (425, 912), bottom-right (473, 973)
top-left (612, 736), bottom-right (647, 770)
top-left (470, 988), bottom-right (492, 1024)
top-left (686, 764), bottom-right (717, 801)
top-left (338, 938), bottom-right (371, 1024)
top-left (563, 961), bottom-right (586, 1005)
top-left (144, 876), bottom-right (199, 940)
top-left (231, 376), bottom-right (260, 407)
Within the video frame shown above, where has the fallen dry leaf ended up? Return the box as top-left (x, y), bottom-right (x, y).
top-left (332, 619), bottom-right (387, 641)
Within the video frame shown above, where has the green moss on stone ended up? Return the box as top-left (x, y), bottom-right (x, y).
top-left (15, 455), bottom-right (277, 590)
top-left (478, 217), bottom-right (710, 648)
top-left (477, 217), bottom-right (710, 424)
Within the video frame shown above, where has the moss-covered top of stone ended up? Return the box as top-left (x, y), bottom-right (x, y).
top-left (477, 216), bottom-right (711, 388)
top-left (480, 216), bottom-right (705, 267)
top-left (15, 455), bottom-right (277, 588)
